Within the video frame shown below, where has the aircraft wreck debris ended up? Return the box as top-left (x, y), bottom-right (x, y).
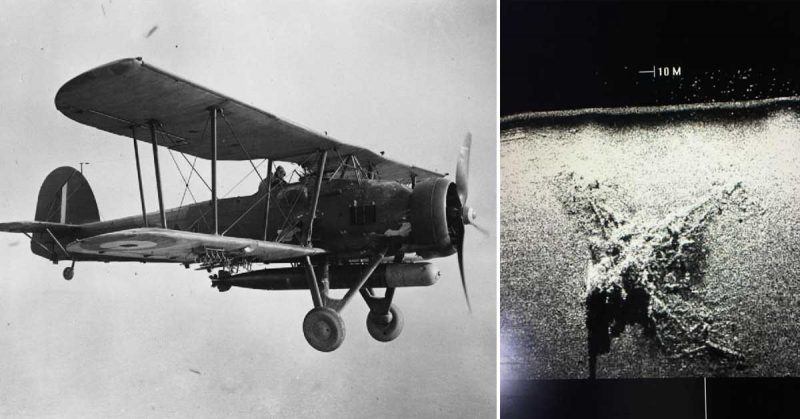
top-left (554, 172), bottom-right (760, 377)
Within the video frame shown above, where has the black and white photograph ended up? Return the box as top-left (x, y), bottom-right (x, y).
top-left (13, 0), bottom-right (800, 417)
top-left (0, 1), bottom-right (497, 418)
top-left (501, 0), bottom-right (800, 383)
top-left (501, 2), bottom-right (800, 417)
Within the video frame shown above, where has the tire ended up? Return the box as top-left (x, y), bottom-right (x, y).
top-left (302, 307), bottom-right (345, 352)
top-left (366, 304), bottom-right (404, 342)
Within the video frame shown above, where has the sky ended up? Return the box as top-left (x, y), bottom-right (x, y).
top-left (0, 1), bottom-right (497, 418)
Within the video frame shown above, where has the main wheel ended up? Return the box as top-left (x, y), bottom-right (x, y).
top-left (62, 267), bottom-right (74, 281)
top-left (303, 307), bottom-right (345, 352)
top-left (366, 304), bottom-right (404, 342)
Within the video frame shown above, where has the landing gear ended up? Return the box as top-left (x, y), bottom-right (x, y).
top-left (300, 250), bottom-right (390, 352)
top-left (361, 287), bottom-right (402, 342)
top-left (62, 261), bottom-right (75, 281)
top-left (366, 304), bottom-right (404, 342)
top-left (303, 307), bottom-right (345, 352)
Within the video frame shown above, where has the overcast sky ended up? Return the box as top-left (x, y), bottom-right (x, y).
top-left (0, 1), bottom-right (497, 418)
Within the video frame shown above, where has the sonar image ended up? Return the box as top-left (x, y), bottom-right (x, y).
top-left (501, 99), bottom-right (800, 379)
top-left (501, 2), bottom-right (800, 417)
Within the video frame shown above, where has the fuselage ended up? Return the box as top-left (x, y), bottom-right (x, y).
top-left (73, 178), bottom-right (456, 261)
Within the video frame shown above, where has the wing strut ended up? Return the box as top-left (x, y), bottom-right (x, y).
top-left (149, 120), bottom-right (167, 228)
top-left (262, 159), bottom-right (273, 240)
top-left (303, 150), bottom-right (328, 246)
top-left (131, 127), bottom-right (148, 227)
top-left (210, 106), bottom-right (219, 235)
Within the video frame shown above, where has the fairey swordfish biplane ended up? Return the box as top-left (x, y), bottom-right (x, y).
top-left (0, 58), bottom-right (483, 352)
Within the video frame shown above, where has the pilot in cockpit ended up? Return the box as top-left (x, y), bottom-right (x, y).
top-left (257, 165), bottom-right (289, 196)
top-left (272, 165), bottom-right (287, 188)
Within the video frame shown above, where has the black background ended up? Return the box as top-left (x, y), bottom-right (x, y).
top-left (501, 378), bottom-right (800, 418)
top-left (502, 0), bottom-right (800, 115)
top-left (501, 1), bottom-right (800, 418)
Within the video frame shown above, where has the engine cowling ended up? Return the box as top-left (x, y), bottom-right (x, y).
top-left (409, 177), bottom-right (460, 258)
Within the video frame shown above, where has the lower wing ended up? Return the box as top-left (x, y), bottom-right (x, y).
top-left (66, 228), bottom-right (325, 264)
top-left (0, 221), bottom-right (81, 234)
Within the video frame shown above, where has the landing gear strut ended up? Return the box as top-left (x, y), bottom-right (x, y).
top-left (300, 249), bottom-right (392, 352)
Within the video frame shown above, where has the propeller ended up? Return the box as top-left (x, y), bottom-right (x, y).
top-left (453, 133), bottom-right (478, 313)
top-left (470, 222), bottom-right (490, 237)
top-left (456, 133), bottom-right (471, 204)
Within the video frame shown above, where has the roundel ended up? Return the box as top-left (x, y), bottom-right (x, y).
top-left (78, 232), bottom-right (179, 252)
top-left (99, 240), bottom-right (159, 250)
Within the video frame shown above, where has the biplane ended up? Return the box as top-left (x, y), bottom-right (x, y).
top-left (0, 58), bottom-right (482, 352)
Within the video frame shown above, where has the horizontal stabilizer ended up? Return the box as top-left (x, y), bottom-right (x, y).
top-left (66, 228), bottom-right (325, 264)
top-left (0, 221), bottom-right (81, 234)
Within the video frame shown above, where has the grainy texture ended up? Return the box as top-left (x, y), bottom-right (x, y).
top-left (501, 107), bottom-right (800, 379)
top-left (0, 1), bottom-right (497, 417)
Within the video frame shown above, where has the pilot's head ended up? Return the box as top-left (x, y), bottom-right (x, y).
top-left (274, 166), bottom-right (286, 180)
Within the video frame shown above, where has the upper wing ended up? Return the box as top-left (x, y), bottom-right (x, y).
top-left (66, 228), bottom-right (325, 264)
top-left (55, 57), bottom-right (443, 183)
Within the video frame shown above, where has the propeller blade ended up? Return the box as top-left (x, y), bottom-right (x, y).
top-left (471, 222), bottom-right (490, 237)
top-left (455, 223), bottom-right (472, 313)
top-left (456, 133), bottom-right (472, 205)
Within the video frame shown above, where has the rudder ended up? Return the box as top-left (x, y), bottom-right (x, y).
top-left (35, 166), bottom-right (99, 224)
top-left (31, 167), bottom-right (99, 260)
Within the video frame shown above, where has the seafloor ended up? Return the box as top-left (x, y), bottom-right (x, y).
top-left (500, 103), bottom-right (800, 379)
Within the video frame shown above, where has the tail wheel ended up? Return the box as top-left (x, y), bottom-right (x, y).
top-left (62, 267), bottom-right (74, 281)
top-left (303, 307), bottom-right (345, 352)
top-left (366, 304), bottom-right (404, 342)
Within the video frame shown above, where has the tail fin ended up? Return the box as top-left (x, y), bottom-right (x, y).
top-left (35, 167), bottom-right (99, 224)
top-left (31, 167), bottom-right (99, 260)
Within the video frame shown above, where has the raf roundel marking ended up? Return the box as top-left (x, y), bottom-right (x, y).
top-left (99, 240), bottom-right (159, 250)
